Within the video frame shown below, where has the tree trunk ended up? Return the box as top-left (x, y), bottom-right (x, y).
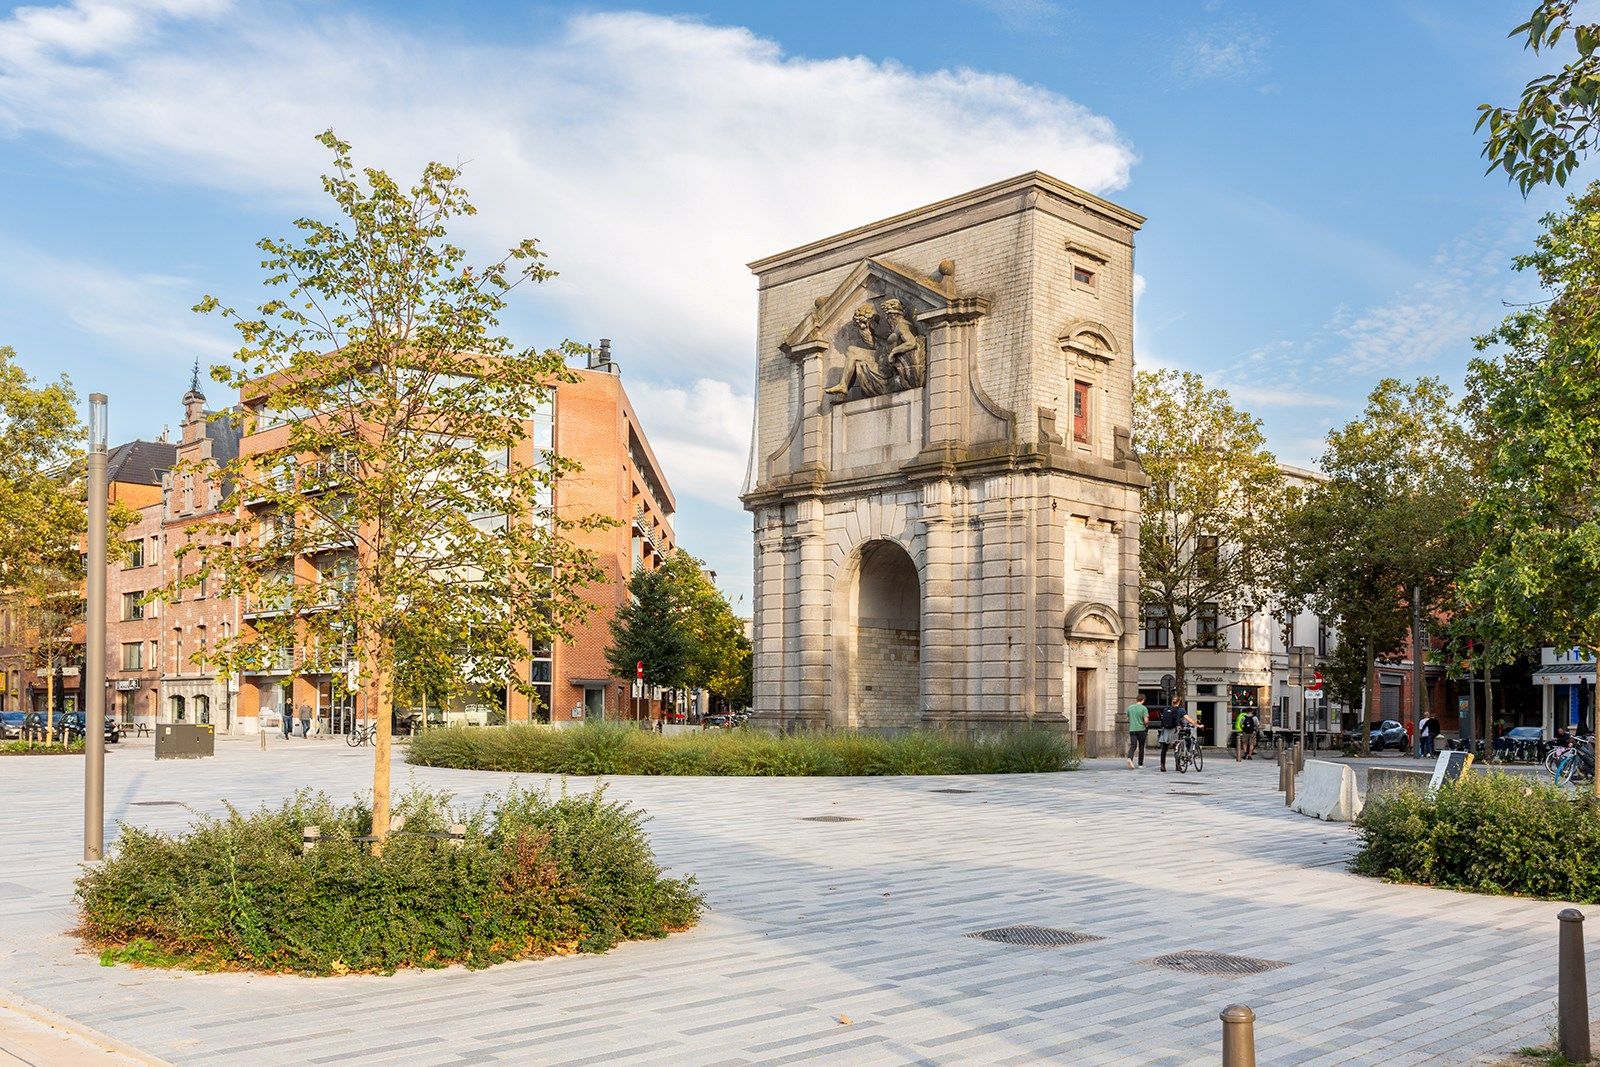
top-left (1591, 642), bottom-right (1599, 801)
top-left (1482, 660), bottom-right (1493, 759)
top-left (1360, 641), bottom-right (1373, 757)
top-left (1172, 638), bottom-right (1187, 716)
top-left (369, 635), bottom-right (395, 853)
top-left (45, 664), bottom-right (54, 738)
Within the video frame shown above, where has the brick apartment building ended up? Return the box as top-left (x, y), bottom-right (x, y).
top-left (233, 343), bottom-right (677, 734)
top-left (0, 439), bottom-right (174, 718)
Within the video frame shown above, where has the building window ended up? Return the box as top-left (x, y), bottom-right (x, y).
top-left (1240, 616), bottom-right (1254, 651)
top-left (121, 642), bottom-right (144, 671)
top-left (1072, 381), bottom-right (1092, 445)
top-left (1282, 615), bottom-right (1296, 648)
top-left (1072, 265), bottom-right (1096, 288)
top-left (1317, 620), bottom-right (1330, 658)
top-left (126, 540), bottom-right (145, 569)
top-left (122, 592), bottom-right (145, 621)
top-left (1142, 607), bottom-right (1170, 649)
top-left (1197, 604), bottom-right (1220, 649)
top-left (1196, 534), bottom-right (1219, 578)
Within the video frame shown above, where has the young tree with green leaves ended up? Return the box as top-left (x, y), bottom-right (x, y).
top-left (1276, 378), bottom-right (1473, 754)
top-left (177, 132), bottom-right (607, 843)
top-left (1464, 180), bottom-right (1600, 793)
top-left (606, 565), bottom-right (688, 707)
top-left (0, 347), bottom-right (83, 594)
top-left (1133, 369), bottom-right (1287, 708)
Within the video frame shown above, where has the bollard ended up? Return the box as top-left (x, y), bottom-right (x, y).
top-left (1285, 765), bottom-right (1296, 808)
top-left (447, 823), bottom-right (466, 847)
top-left (1294, 742), bottom-right (1305, 774)
top-left (1220, 1003), bottom-right (1256, 1067)
top-left (302, 825), bottom-right (321, 853)
top-left (258, 728), bottom-right (266, 752)
top-left (1559, 908), bottom-right (1591, 1063)
top-left (1278, 751), bottom-right (1288, 792)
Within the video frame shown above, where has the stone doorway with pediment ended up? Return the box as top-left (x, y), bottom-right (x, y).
top-left (1065, 602), bottom-right (1124, 755)
top-left (837, 539), bottom-right (922, 729)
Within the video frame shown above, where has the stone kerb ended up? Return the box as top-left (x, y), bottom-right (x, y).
top-left (1291, 759), bottom-right (1363, 822)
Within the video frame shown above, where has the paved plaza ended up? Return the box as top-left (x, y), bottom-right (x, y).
top-left (0, 738), bottom-right (1587, 1066)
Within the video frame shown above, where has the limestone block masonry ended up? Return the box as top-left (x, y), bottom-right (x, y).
top-left (742, 172), bottom-right (1147, 747)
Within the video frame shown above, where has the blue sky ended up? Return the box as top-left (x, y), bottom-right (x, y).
top-left (0, 0), bottom-right (1571, 607)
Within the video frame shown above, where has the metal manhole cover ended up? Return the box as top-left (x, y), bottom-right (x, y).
top-left (801, 815), bottom-right (860, 822)
top-left (966, 925), bottom-right (1103, 948)
top-left (930, 788), bottom-right (975, 794)
top-left (130, 801), bottom-right (185, 806)
top-left (1143, 950), bottom-right (1288, 977)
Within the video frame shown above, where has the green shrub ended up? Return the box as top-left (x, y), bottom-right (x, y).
top-left (1, 739), bottom-right (84, 755)
top-left (408, 722), bottom-right (1080, 777)
top-left (77, 785), bottom-right (702, 976)
top-left (1351, 772), bottom-right (1600, 902)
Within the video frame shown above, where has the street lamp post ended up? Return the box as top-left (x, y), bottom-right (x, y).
top-left (84, 393), bottom-right (107, 861)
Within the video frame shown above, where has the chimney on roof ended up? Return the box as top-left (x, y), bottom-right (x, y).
top-left (588, 338), bottom-right (618, 374)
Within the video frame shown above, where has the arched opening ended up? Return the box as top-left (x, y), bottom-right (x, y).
top-left (851, 540), bottom-right (921, 728)
top-left (169, 694), bottom-right (186, 722)
top-left (194, 694), bottom-right (211, 725)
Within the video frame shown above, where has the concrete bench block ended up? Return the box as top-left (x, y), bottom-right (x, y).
top-left (1365, 766), bottom-right (1433, 798)
top-left (1292, 759), bottom-right (1363, 822)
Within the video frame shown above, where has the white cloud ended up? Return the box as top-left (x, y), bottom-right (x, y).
top-left (0, 2), bottom-right (1136, 390)
top-left (1174, 20), bottom-right (1270, 83)
top-left (624, 377), bottom-right (752, 511)
top-left (0, 234), bottom-right (229, 363)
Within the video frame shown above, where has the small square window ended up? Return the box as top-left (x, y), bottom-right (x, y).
top-left (1073, 266), bottom-right (1096, 287)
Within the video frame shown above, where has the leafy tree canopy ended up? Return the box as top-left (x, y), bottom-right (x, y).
top-left (1478, 1), bottom-right (1600, 193)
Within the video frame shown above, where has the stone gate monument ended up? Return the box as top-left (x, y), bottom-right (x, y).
top-left (741, 172), bottom-right (1146, 748)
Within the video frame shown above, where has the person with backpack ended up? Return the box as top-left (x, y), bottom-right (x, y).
top-left (1238, 708), bottom-right (1259, 760)
top-left (1159, 703), bottom-right (1197, 773)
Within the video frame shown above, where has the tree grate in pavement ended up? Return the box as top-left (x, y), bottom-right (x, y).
top-left (1142, 950), bottom-right (1288, 977)
top-left (800, 815), bottom-right (860, 822)
top-left (966, 925), bottom-right (1104, 948)
top-left (930, 788), bottom-right (975, 794)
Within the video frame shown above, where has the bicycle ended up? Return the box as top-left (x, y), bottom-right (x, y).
top-left (346, 720), bottom-right (376, 747)
top-left (1174, 725), bottom-right (1204, 773)
top-left (1555, 738), bottom-right (1595, 787)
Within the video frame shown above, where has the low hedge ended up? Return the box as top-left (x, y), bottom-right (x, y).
top-left (78, 786), bottom-right (702, 975)
top-left (407, 722), bottom-right (1080, 776)
top-left (1, 739), bottom-right (83, 755)
top-left (1351, 772), bottom-right (1600, 902)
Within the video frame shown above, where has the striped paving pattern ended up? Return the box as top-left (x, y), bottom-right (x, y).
top-left (0, 739), bottom-right (1583, 1065)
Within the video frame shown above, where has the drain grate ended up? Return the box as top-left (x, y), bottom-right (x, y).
top-left (1168, 791), bottom-right (1212, 796)
top-left (130, 801), bottom-right (185, 807)
top-left (930, 788), bottom-right (975, 794)
top-left (801, 815), bottom-right (860, 822)
top-left (1143, 950), bottom-right (1288, 977)
top-left (967, 925), bottom-right (1103, 948)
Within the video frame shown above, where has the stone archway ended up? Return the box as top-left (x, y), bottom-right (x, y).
top-left (846, 540), bottom-right (921, 728)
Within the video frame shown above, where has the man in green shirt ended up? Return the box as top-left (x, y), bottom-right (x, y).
top-left (1125, 699), bottom-right (1149, 769)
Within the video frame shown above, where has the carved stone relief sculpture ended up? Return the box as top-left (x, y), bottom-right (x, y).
top-left (823, 297), bottom-right (925, 403)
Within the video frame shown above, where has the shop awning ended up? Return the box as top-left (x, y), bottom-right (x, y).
top-left (1533, 663), bottom-right (1597, 686)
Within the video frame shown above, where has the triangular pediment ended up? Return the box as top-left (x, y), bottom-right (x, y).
top-left (783, 258), bottom-right (954, 350)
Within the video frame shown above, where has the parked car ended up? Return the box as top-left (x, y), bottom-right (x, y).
top-left (0, 710), bottom-right (25, 740)
top-left (1364, 719), bottom-right (1409, 751)
top-left (53, 711), bottom-right (121, 745)
top-left (702, 713), bottom-right (734, 729)
top-left (1493, 725), bottom-right (1546, 757)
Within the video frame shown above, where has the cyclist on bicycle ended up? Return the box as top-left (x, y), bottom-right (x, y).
top-left (1159, 703), bottom-right (1197, 773)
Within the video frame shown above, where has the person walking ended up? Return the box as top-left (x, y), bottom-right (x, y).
top-left (1404, 718), bottom-right (1416, 757)
top-left (1239, 707), bottom-right (1258, 760)
top-left (1419, 713), bottom-right (1438, 758)
top-left (1125, 697), bottom-right (1149, 769)
top-left (298, 703), bottom-right (312, 739)
top-left (1159, 703), bottom-right (1196, 772)
top-left (280, 706), bottom-right (292, 740)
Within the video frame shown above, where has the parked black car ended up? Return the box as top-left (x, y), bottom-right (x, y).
top-left (53, 711), bottom-right (121, 744)
top-left (1364, 719), bottom-right (1409, 751)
